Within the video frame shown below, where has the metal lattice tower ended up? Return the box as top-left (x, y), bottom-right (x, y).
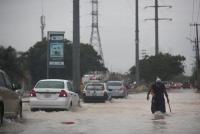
top-left (90, 0), bottom-right (104, 65)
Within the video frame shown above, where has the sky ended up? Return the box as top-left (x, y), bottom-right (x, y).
top-left (0, 0), bottom-right (199, 76)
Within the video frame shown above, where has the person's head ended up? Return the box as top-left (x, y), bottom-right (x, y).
top-left (156, 77), bottom-right (161, 83)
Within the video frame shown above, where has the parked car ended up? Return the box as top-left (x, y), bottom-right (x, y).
top-left (29, 79), bottom-right (80, 111)
top-left (106, 81), bottom-right (128, 98)
top-left (82, 82), bottom-right (111, 102)
top-left (0, 69), bottom-right (22, 124)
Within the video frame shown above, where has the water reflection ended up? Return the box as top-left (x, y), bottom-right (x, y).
top-left (152, 112), bottom-right (167, 131)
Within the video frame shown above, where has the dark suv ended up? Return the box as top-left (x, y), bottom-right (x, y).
top-left (0, 69), bottom-right (22, 124)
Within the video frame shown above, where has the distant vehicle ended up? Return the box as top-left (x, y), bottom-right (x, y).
top-left (182, 82), bottom-right (191, 89)
top-left (163, 81), bottom-right (171, 89)
top-left (170, 82), bottom-right (183, 89)
top-left (107, 81), bottom-right (128, 98)
top-left (29, 79), bottom-right (80, 111)
top-left (0, 69), bottom-right (22, 124)
top-left (82, 82), bottom-right (111, 102)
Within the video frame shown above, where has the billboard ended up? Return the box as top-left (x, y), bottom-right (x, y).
top-left (48, 31), bottom-right (65, 68)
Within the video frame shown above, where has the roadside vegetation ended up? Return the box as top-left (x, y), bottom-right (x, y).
top-left (0, 39), bottom-right (106, 89)
top-left (0, 42), bottom-right (199, 91)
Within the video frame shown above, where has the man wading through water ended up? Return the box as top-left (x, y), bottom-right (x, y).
top-left (147, 78), bottom-right (170, 113)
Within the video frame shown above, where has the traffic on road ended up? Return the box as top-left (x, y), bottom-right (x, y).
top-left (1, 86), bottom-right (200, 134)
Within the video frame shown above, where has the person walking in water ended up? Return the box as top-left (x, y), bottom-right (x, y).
top-left (147, 77), bottom-right (170, 114)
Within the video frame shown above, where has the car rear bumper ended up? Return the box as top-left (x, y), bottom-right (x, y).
top-left (83, 96), bottom-right (107, 101)
top-left (111, 92), bottom-right (125, 97)
top-left (29, 97), bottom-right (70, 109)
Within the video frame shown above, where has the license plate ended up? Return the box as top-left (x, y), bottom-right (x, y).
top-left (44, 94), bottom-right (51, 98)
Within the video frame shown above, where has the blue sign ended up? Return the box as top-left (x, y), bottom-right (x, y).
top-left (48, 31), bottom-right (65, 68)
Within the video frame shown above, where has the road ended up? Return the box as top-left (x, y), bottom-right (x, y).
top-left (0, 89), bottom-right (200, 134)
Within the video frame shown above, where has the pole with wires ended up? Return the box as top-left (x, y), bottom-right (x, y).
top-left (144, 0), bottom-right (172, 55)
top-left (135, 0), bottom-right (140, 85)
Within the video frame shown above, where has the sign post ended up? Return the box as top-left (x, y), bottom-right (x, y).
top-left (47, 31), bottom-right (65, 78)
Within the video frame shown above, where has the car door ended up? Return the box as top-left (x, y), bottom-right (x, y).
top-left (4, 73), bottom-right (19, 113)
top-left (0, 72), bottom-right (14, 114)
top-left (0, 72), bottom-right (9, 113)
top-left (67, 82), bottom-right (79, 106)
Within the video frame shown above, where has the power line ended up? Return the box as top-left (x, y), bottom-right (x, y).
top-left (145, 0), bottom-right (172, 55)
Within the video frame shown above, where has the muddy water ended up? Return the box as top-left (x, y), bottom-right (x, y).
top-left (0, 89), bottom-right (200, 134)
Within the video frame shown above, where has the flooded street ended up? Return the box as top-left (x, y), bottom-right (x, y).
top-left (1, 89), bottom-right (200, 134)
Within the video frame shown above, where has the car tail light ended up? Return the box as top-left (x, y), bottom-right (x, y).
top-left (59, 90), bottom-right (68, 97)
top-left (30, 89), bottom-right (36, 97)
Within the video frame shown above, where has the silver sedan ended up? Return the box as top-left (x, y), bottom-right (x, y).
top-left (107, 81), bottom-right (128, 98)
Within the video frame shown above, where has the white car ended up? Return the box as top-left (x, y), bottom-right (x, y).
top-left (0, 69), bottom-right (22, 124)
top-left (82, 82), bottom-right (111, 102)
top-left (29, 79), bottom-right (80, 111)
top-left (107, 81), bottom-right (128, 98)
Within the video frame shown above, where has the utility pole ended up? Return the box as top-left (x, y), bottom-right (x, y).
top-left (190, 23), bottom-right (200, 89)
top-left (190, 24), bottom-right (200, 69)
top-left (145, 0), bottom-right (172, 55)
top-left (155, 0), bottom-right (159, 55)
top-left (135, 0), bottom-right (140, 85)
top-left (73, 0), bottom-right (80, 94)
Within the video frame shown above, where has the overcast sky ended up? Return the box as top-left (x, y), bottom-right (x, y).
top-left (0, 0), bottom-right (199, 75)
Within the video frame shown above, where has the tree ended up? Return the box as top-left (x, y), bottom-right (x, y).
top-left (23, 39), bottom-right (107, 86)
top-left (129, 53), bottom-right (185, 83)
top-left (0, 46), bottom-right (24, 82)
top-left (80, 44), bottom-right (106, 75)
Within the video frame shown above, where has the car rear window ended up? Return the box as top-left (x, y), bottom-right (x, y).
top-left (35, 81), bottom-right (64, 89)
top-left (107, 82), bottom-right (122, 86)
top-left (86, 84), bottom-right (104, 90)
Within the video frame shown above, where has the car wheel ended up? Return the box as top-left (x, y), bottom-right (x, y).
top-left (0, 102), bottom-right (4, 125)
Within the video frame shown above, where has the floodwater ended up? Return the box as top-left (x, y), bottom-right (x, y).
top-left (0, 89), bottom-right (200, 134)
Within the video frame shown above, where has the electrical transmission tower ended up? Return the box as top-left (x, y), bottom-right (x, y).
top-left (90, 0), bottom-right (104, 64)
top-left (145, 0), bottom-right (172, 55)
